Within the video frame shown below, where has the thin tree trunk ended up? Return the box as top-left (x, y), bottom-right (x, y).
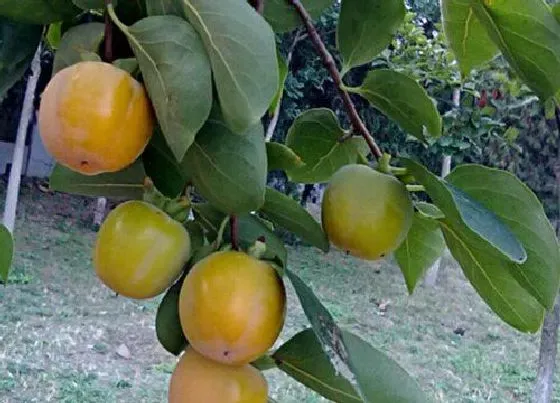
top-left (93, 197), bottom-right (107, 227)
top-left (3, 45), bottom-right (42, 233)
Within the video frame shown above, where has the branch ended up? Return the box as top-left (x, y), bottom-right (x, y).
top-left (287, 0), bottom-right (382, 159)
top-left (104, 0), bottom-right (113, 62)
top-left (230, 216), bottom-right (239, 250)
top-left (249, 0), bottom-right (264, 15)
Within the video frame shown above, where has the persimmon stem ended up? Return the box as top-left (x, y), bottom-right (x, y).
top-left (230, 216), bottom-right (239, 250)
top-left (287, 0), bottom-right (382, 160)
top-left (104, 0), bottom-right (113, 63)
top-left (249, 0), bottom-right (264, 15)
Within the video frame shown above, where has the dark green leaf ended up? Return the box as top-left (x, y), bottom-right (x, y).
top-left (53, 23), bottom-right (105, 74)
top-left (285, 108), bottom-right (369, 183)
top-left (182, 117), bottom-right (267, 215)
top-left (266, 142), bottom-right (305, 172)
top-left (441, 0), bottom-right (498, 77)
top-left (112, 58), bottom-right (138, 74)
top-left (143, 128), bottom-right (188, 198)
top-left (192, 203), bottom-right (226, 238)
top-left (553, 4), bottom-right (560, 23)
top-left (0, 0), bottom-right (80, 24)
top-left (269, 50), bottom-right (289, 115)
top-left (156, 280), bottom-right (188, 355)
top-left (72, 0), bottom-right (107, 9)
top-left (0, 224), bottom-right (14, 282)
top-left (185, 221), bottom-right (204, 254)
top-left (49, 160), bottom-right (146, 199)
top-left (447, 164), bottom-right (560, 310)
top-left (264, 0), bottom-right (332, 33)
top-left (0, 19), bottom-right (42, 101)
top-left (251, 355), bottom-right (277, 371)
top-left (414, 202), bottom-right (445, 220)
top-left (472, 0), bottom-right (560, 102)
top-left (261, 187), bottom-right (329, 252)
top-left (111, 13), bottom-right (212, 161)
top-left (348, 70), bottom-right (442, 141)
top-left (403, 159), bottom-right (544, 332)
top-left (395, 213), bottom-right (446, 294)
top-left (337, 0), bottom-right (405, 74)
top-left (46, 22), bottom-right (63, 49)
top-left (273, 329), bottom-right (361, 403)
top-left (341, 330), bottom-right (431, 403)
top-left (179, 0), bottom-right (278, 133)
top-left (146, 0), bottom-right (181, 16)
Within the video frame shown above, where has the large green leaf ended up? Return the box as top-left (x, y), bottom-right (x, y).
top-left (53, 23), bottom-right (105, 74)
top-left (395, 213), bottom-right (446, 294)
top-left (260, 187), bottom-right (329, 252)
top-left (273, 329), bottom-right (361, 403)
top-left (264, 0), bottom-right (333, 33)
top-left (49, 160), bottom-right (146, 199)
top-left (471, 0), bottom-right (560, 102)
top-left (182, 115), bottom-right (267, 215)
top-left (0, 0), bottom-right (80, 24)
top-left (72, 0), bottom-right (107, 9)
top-left (0, 224), bottom-right (14, 282)
top-left (0, 19), bottom-right (42, 101)
top-left (441, 0), bottom-right (499, 77)
top-left (447, 164), bottom-right (560, 310)
top-left (269, 50), bottom-right (289, 116)
top-left (285, 108), bottom-right (369, 183)
top-left (348, 70), bottom-right (442, 141)
top-left (553, 4), bottom-right (560, 23)
top-left (110, 12), bottom-right (212, 161)
top-left (403, 159), bottom-right (544, 332)
top-left (142, 128), bottom-right (189, 198)
top-left (146, 0), bottom-right (181, 16)
top-left (179, 0), bottom-right (278, 133)
top-left (266, 142), bottom-right (305, 172)
top-left (156, 280), bottom-right (188, 356)
top-left (286, 270), bottom-right (431, 402)
top-left (337, 0), bottom-right (405, 75)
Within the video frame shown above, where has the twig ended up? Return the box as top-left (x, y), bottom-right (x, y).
top-left (287, 0), bottom-right (382, 159)
top-left (249, 0), bottom-right (264, 15)
top-left (104, 0), bottom-right (113, 63)
top-left (230, 216), bottom-right (239, 250)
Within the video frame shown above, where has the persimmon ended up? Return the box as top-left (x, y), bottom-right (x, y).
top-left (321, 164), bottom-right (414, 260)
top-left (168, 347), bottom-right (267, 403)
top-left (94, 201), bottom-right (191, 299)
top-left (38, 61), bottom-right (153, 175)
top-left (179, 251), bottom-right (286, 366)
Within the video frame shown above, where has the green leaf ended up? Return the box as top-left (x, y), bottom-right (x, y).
top-left (146, 0), bottom-right (181, 16)
top-left (46, 22), bottom-right (63, 49)
top-left (156, 280), bottom-right (188, 356)
top-left (0, 19), bottom-right (42, 101)
top-left (179, 0), bottom-right (278, 133)
top-left (395, 213), bottom-right (446, 294)
top-left (49, 160), bottom-right (146, 199)
top-left (192, 203), bottom-right (226, 238)
top-left (266, 142), bottom-right (305, 172)
top-left (0, 0), bottom-right (80, 24)
top-left (72, 0), bottom-right (107, 9)
top-left (273, 329), bottom-right (361, 403)
top-left (348, 70), bottom-right (442, 141)
top-left (545, 98), bottom-right (556, 120)
top-left (143, 128), bottom-right (188, 198)
top-left (471, 0), bottom-right (560, 102)
top-left (553, 4), bottom-right (560, 23)
top-left (185, 221), bottom-right (204, 254)
top-left (0, 224), bottom-right (14, 283)
top-left (110, 13), bottom-right (212, 161)
top-left (337, 0), bottom-right (405, 75)
top-left (441, 0), bottom-right (499, 77)
top-left (182, 117), bottom-right (267, 215)
top-left (403, 159), bottom-right (544, 332)
top-left (447, 164), bottom-right (560, 310)
top-left (261, 187), bottom-right (329, 252)
top-left (414, 202), bottom-right (445, 220)
top-left (269, 50), bottom-right (289, 115)
top-left (264, 0), bottom-right (332, 33)
top-left (251, 355), bottom-right (277, 371)
top-left (112, 58), bottom-right (138, 74)
top-left (285, 108), bottom-right (369, 183)
top-left (53, 22), bottom-right (105, 74)
top-left (341, 330), bottom-right (431, 403)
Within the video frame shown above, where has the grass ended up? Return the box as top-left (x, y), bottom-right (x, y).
top-left (0, 179), bottom-right (557, 402)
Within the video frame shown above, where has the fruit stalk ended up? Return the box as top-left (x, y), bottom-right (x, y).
top-left (230, 216), bottom-right (239, 250)
top-left (287, 0), bottom-right (383, 159)
top-left (104, 0), bottom-right (113, 63)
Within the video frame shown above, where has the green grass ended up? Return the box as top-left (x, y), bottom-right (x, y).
top-left (0, 179), bottom-right (557, 402)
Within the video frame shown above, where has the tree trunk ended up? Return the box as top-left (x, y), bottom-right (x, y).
top-left (93, 197), bottom-right (107, 227)
top-left (3, 45), bottom-right (42, 233)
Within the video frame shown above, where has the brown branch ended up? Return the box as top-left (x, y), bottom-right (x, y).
top-left (104, 0), bottom-right (113, 63)
top-left (249, 0), bottom-right (264, 15)
top-left (230, 216), bottom-right (239, 250)
top-left (287, 0), bottom-right (382, 159)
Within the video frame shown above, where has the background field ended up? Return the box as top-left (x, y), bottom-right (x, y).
top-left (0, 179), bottom-right (557, 403)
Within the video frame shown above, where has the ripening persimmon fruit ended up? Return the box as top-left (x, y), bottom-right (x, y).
top-left (321, 164), bottom-right (414, 260)
top-left (168, 347), bottom-right (267, 403)
top-left (38, 61), bottom-right (154, 175)
top-left (94, 201), bottom-right (191, 299)
top-left (179, 251), bottom-right (286, 366)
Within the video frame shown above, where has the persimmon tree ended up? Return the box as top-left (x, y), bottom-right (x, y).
top-left (1, 0), bottom-right (560, 401)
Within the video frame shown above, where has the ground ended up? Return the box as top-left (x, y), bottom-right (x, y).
top-left (0, 179), bottom-right (557, 403)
